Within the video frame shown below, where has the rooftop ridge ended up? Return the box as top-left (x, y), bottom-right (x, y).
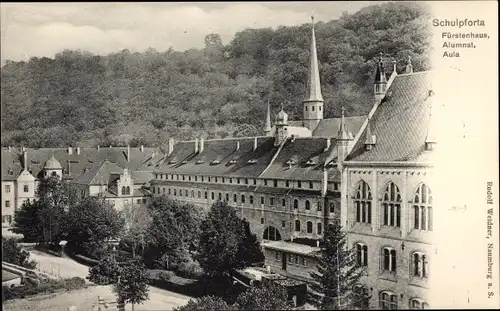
top-left (176, 136), bottom-right (270, 143)
top-left (395, 70), bottom-right (431, 77)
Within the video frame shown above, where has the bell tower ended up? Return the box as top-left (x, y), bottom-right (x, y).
top-left (302, 16), bottom-right (324, 132)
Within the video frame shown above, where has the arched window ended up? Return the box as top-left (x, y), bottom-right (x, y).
top-left (226, 193), bottom-right (230, 202)
top-left (413, 184), bottom-right (433, 231)
top-left (381, 247), bottom-right (397, 272)
top-left (329, 202), bottom-right (335, 213)
top-left (185, 189), bottom-right (188, 197)
top-left (234, 194), bottom-right (237, 203)
top-left (261, 197), bottom-right (265, 205)
top-left (241, 195), bottom-right (246, 203)
top-left (210, 192), bottom-right (214, 200)
top-left (412, 252), bottom-right (429, 278)
top-left (51, 171), bottom-right (57, 177)
top-left (317, 201), bottom-right (322, 211)
top-left (306, 221), bottom-right (313, 233)
top-left (295, 220), bottom-right (301, 232)
top-left (354, 181), bottom-right (372, 223)
top-left (263, 226), bottom-right (282, 241)
top-left (282, 199), bottom-right (286, 207)
top-left (204, 191), bottom-right (207, 199)
top-left (382, 182), bottom-right (401, 227)
top-left (121, 186), bottom-right (126, 195)
top-left (312, 106), bottom-right (315, 111)
top-left (380, 291), bottom-right (398, 310)
top-left (293, 199), bottom-right (298, 209)
top-left (198, 191), bottom-right (201, 198)
top-left (355, 243), bottom-right (368, 266)
top-left (317, 223), bottom-right (322, 235)
top-left (169, 188), bottom-right (172, 195)
top-left (409, 298), bottom-right (429, 309)
top-left (162, 188), bottom-right (165, 194)
top-left (218, 193), bottom-right (222, 201)
top-left (305, 200), bottom-right (310, 210)
top-left (191, 190), bottom-right (195, 198)
top-left (250, 195), bottom-right (254, 204)
top-left (174, 189), bottom-right (177, 196)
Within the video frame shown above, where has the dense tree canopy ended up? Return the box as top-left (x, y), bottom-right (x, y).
top-left (1, 2), bottom-right (430, 148)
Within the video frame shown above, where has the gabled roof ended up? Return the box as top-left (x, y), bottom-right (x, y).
top-left (155, 137), bottom-right (277, 177)
top-left (259, 137), bottom-right (339, 181)
top-left (70, 161), bottom-right (123, 185)
top-left (1, 149), bottom-right (23, 181)
top-left (347, 72), bottom-right (432, 162)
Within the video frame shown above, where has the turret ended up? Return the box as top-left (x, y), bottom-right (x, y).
top-left (302, 16), bottom-right (324, 132)
top-left (374, 52), bottom-right (388, 103)
top-left (336, 106), bottom-right (354, 170)
top-left (405, 56), bottom-right (413, 74)
top-left (275, 104), bottom-right (289, 146)
top-left (264, 98), bottom-right (272, 136)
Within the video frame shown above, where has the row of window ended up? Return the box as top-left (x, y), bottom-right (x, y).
top-left (154, 174), bottom-right (339, 190)
top-left (304, 104), bottom-right (321, 112)
top-left (4, 185), bottom-right (29, 193)
top-left (274, 251), bottom-right (308, 266)
top-left (354, 182), bottom-right (433, 231)
top-left (293, 220), bottom-right (322, 235)
top-left (379, 291), bottom-right (428, 310)
top-left (152, 186), bottom-right (336, 213)
top-left (355, 243), bottom-right (429, 278)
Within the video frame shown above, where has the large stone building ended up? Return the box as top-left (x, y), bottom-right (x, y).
top-left (1, 146), bottom-right (164, 234)
top-left (150, 19), bottom-right (436, 309)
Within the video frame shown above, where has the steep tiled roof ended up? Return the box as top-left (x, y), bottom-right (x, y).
top-left (0, 147), bottom-right (164, 181)
top-left (260, 137), bottom-right (339, 181)
top-left (155, 137), bottom-right (277, 177)
top-left (312, 117), bottom-right (366, 138)
top-left (1, 149), bottom-right (23, 181)
top-left (347, 72), bottom-right (432, 162)
top-left (70, 161), bottom-right (123, 185)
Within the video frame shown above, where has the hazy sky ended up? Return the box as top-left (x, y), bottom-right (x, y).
top-left (0, 2), bottom-right (385, 63)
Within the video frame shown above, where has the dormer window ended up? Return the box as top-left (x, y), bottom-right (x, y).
top-left (286, 159), bottom-right (296, 166)
top-left (169, 160), bottom-right (177, 164)
top-left (181, 160), bottom-right (188, 164)
top-left (196, 160), bottom-right (205, 164)
top-left (247, 159), bottom-right (257, 164)
top-left (211, 160), bottom-right (221, 165)
top-left (228, 159), bottom-right (237, 164)
top-left (305, 159), bottom-right (316, 166)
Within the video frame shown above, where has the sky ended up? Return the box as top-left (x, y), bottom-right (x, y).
top-left (0, 2), bottom-right (385, 64)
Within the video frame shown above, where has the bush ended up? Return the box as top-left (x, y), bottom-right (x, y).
top-left (2, 237), bottom-right (37, 269)
top-left (177, 260), bottom-right (204, 279)
top-left (158, 271), bottom-right (172, 281)
top-left (2, 277), bottom-right (87, 302)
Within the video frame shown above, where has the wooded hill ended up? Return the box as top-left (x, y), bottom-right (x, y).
top-left (1, 2), bottom-right (431, 148)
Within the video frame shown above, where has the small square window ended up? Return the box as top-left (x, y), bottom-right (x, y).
top-left (282, 221), bottom-right (286, 228)
top-left (260, 218), bottom-right (264, 224)
top-left (274, 180), bottom-right (278, 187)
top-left (309, 181), bottom-right (313, 189)
top-left (23, 185), bottom-right (29, 192)
top-left (297, 181), bottom-right (302, 188)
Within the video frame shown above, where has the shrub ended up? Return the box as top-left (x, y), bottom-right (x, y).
top-left (158, 271), bottom-right (172, 281)
top-left (177, 260), bottom-right (204, 279)
top-left (2, 277), bottom-right (87, 302)
top-left (2, 237), bottom-right (37, 269)
top-left (64, 277), bottom-right (86, 290)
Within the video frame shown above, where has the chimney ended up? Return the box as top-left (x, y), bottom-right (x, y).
top-left (199, 138), bottom-right (204, 153)
top-left (126, 145), bottom-right (130, 162)
top-left (267, 265), bottom-right (271, 274)
top-left (140, 145), bottom-right (144, 152)
top-left (22, 146), bottom-right (26, 152)
top-left (194, 138), bottom-right (199, 153)
top-left (235, 141), bottom-right (240, 151)
top-left (68, 147), bottom-right (73, 155)
top-left (324, 138), bottom-right (331, 151)
top-left (168, 138), bottom-right (175, 156)
top-left (76, 147), bottom-right (81, 155)
top-left (316, 240), bottom-right (320, 247)
top-left (253, 137), bottom-right (258, 151)
top-left (291, 236), bottom-right (294, 242)
top-left (23, 150), bottom-right (28, 171)
top-left (109, 145), bottom-right (112, 148)
top-left (8, 146), bottom-right (11, 152)
top-left (67, 160), bottom-right (71, 176)
top-left (97, 145), bottom-right (100, 151)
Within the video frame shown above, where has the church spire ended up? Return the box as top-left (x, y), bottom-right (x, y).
top-left (264, 97), bottom-right (272, 136)
top-left (305, 16), bottom-right (323, 102)
top-left (337, 106), bottom-right (350, 140)
top-left (302, 16), bottom-right (324, 132)
top-left (374, 52), bottom-right (388, 103)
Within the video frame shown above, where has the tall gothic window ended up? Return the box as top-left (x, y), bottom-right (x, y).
top-left (382, 182), bottom-right (401, 228)
top-left (382, 247), bottom-right (397, 272)
top-left (355, 243), bottom-right (368, 266)
top-left (413, 252), bottom-right (429, 278)
top-left (409, 298), bottom-right (429, 309)
top-left (380, 291), bottom-right (398, 310)
top-left (354, 181), bottom-right (372, 224)
top-left (413, 184), bottom-right (433, 231)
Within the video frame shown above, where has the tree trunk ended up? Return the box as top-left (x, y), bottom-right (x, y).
top-left (132, 303), bottom-right (135, 311)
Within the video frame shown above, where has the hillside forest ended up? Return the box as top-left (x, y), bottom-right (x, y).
top-left (1, 2), bottom-right (431, 148)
